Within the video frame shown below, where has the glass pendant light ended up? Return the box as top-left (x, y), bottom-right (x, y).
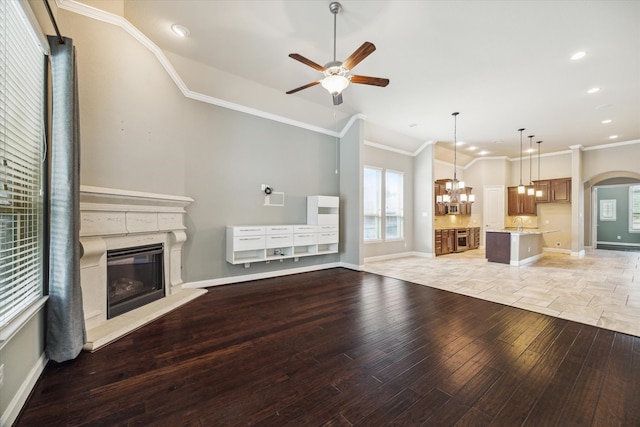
top-left (527, 135), bottom-right (535, 196)
top-left (536, 140), bottom-right (543, 197)
top-left (517, 128), bottom-right (525, 194)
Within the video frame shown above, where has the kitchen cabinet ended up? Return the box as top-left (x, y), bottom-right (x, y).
top-left (469, 227), bottom-right (480, 249)
top-left (508, 186), bottom-right (537, 216)
top-left (533, 178), bottom-right (571, 203)
top-left (434, 181), bottom-right (448, 216)
top-left (435, 229), bottom-right (454, 255)
top-left (435, 227), bottom-right (479, 255)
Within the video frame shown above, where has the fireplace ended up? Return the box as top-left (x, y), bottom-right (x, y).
top-left (79, 186), bottom-right (207, 351)
top-left (107, 243), bottom-right (165, 319)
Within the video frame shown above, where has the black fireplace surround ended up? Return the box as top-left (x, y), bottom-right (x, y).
top-left (107, 243), bottom-right (165, 319)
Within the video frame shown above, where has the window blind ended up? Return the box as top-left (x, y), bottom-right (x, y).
top-left (0, 0), bottom-right (46, 329)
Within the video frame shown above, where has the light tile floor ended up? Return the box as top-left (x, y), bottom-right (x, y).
top-left (365, 249), bottom-right (640, 337)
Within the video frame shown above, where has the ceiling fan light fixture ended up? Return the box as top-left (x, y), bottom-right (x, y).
top-left (321, 74), bottom-right (349, 95)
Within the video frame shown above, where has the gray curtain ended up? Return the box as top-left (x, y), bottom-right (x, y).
top-left (46, 36), bottom-right (85, 362)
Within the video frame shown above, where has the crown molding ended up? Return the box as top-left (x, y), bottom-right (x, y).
top-left (55, 0), bottom-right (344, 138)
top-left (582, 139), bottom-right (640, 151)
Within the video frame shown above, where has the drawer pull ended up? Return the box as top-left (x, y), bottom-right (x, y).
top-left (239, 237), bottom-right (261, 241)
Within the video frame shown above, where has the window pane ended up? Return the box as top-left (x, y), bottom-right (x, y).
top-left (0, 1), bottom-right (45, 329)
top-left (385, 171), bottom-right (403, 239)
top-left (363, 167), bottom-right (381, 241)
top-left (631, 186), bottom-right (640, 231)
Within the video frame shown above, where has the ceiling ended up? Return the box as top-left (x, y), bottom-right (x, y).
top-left (112, 1), bottom-right (639, 158)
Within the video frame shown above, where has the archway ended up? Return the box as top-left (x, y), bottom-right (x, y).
top-left (584, 171), bottom-right (640, 248)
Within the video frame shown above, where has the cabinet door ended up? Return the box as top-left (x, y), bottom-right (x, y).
top-left (522, 193), bottom-right (537, 215)
top-left (551, 178), bottom-right (571, 202)
top-left (435, 230), bottom-right (442, 255)
top-left (434, 183), bottom-right (447, 216)
top-left (507, 187), bottom-right (520, 216)
top-left (534, 180), bottom-right (550, 203)
top-left (508, 186), bottom-right (537, 215)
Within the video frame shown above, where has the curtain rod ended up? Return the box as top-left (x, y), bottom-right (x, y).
top-left (43, 0), bottom-right (65, 44)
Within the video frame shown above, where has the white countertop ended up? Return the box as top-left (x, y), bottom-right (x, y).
top-left (486, 228), bottom-right (560, 235)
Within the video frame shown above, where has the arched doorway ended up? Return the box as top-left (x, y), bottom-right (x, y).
top-left (584, 171), bottom-right (640, 249)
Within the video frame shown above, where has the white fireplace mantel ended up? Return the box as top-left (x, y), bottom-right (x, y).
top-left (79, 186), bottom-right (205, 351)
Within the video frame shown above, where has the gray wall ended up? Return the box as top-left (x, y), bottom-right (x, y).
top-left (596, 186), bottom-right (640, 246)
top-left (339, 119), bottom-right (364, 267)
top-left (49, 6), bottom-right (341, 282)
top-left (413, 143), bottom-right (435, 254)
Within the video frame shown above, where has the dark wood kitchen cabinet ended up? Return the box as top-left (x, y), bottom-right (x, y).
top-left (508, 186), bottom-right (537, 216)
top-left (534, 178), bottom-right (571, 203)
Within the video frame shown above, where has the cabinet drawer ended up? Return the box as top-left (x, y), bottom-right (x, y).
top-left (232, 226), bottom-right (265, 237)
top-left (266, 234), bottom-right (293, 248)
top-left (294, 225), bottom-right (317, 233)
top-left (294, 233), bottom-right (317, 246)
top-left (317, 224), bottom-right (338, 233)
top-left (266, 225), bottom-right (293, 235)
top-left (234, 235), bottom-right (265, 250)
top-left (317, 232), bottom-right (338, 244)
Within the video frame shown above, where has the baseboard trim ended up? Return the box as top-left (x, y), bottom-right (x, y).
top-left (183, 262), bottom-right (344, 288)
top-left (1, 352), bottom-right (48, 427)
top-left (364, 251), bottom-right (433, 263)
top-left (543, 247), bottom-right (571, 254)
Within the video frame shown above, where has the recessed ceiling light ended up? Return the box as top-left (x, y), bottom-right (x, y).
top-left (587, 87), bottom-right (600, 94)
top-left (571, 51), bottom-right (586, 60)
top-left (601, 119), bottom-right (612, 124)
top-left (595, 104), bottom-right (612, 110)
top-left (171, 24), bottom-right (190, 37)
top-left (526, 148), bottom-right (535, 153)
top-left (467, 146), bottom-right (477, 151)
top-left (456, 141), bottom-right (465, 146)
top-left (609, 135), bottom-right (619, 139)
top-left (494, 140), bottom-right (503, 144)
top-left (478, 150), bottom-right (489, 156)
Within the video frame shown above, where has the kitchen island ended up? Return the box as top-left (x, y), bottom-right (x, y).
top-left (485, 229), bottom-right (559, 266)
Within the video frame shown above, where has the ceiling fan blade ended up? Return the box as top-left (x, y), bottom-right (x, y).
top-left (286, 81), bottom-right (321, 94)
top-left (333, 93), bottom-right (343, 106)
top-left (342, 42), bottom-right (376, 70)
top-left (350, 75), bottom-right (390, 87)
top-left (288, 53), bottom-right (325, 72)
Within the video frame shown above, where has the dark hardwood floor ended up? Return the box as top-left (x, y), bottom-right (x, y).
top-left (15, 268), bottom-right (640, 426)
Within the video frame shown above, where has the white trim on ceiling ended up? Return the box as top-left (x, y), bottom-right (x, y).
top-left (54, 1), bottom-right (640, 158)
top-left (55, 0), bottom-right (343, 139)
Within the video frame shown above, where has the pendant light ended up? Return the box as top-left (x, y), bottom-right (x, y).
top-left (536, 140), bottom-right (543, 197)
top-left (517, 128), bottom-right (525, 194)
top-left (527, 135), bottom-right (535, 196)
top-left (447, 112), bottom-right (464, 203)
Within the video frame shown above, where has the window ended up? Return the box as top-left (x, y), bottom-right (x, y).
top-left (363, 166), bottom-right (404, 242)
top-left (0, 1), bottom-right (46, 330)
top-left (385, 170), bottom-right (404, 240)
top-left (363, 167), bottom-right (381, 241)
top-left (630, 185), bottom-right (640, 232)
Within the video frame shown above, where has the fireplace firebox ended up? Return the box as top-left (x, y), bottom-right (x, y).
top-left (107, 243), bottom-right (165, 319)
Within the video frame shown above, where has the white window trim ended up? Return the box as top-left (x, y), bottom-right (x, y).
top-left (629, 185), bottom-right (640, 233)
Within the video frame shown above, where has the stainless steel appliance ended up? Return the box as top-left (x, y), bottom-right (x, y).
top-left (455, 229), bottom-right (468, 252)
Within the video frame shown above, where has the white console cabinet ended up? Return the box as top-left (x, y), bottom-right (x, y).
top-left (226, 196), bottom-right (339, 267)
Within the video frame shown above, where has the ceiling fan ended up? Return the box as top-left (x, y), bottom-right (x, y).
top-left (286, 1), bottom-right (389, 106)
